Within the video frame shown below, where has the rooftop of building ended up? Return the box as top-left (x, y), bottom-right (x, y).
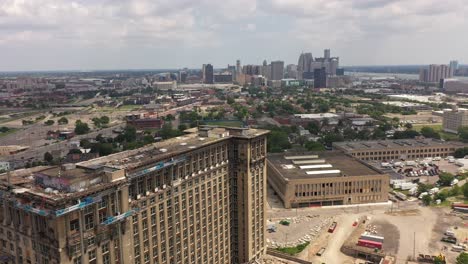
top-left (293, 113), bottom-right (339, 119)
top-left (333, 138), bottom-right (465, 152)
top-left (0, 126), bottom-right (268, 202)
top-left (267, 151), bottom-right (382, 180)
top-left (78, 126), bottom-right (268, 171)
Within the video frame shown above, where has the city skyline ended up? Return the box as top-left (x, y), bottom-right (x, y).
top-left (1, 0), bottom-right (468, 71)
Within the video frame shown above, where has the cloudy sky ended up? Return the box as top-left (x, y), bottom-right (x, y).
top-left (1, 0), bottom-right (467, 71)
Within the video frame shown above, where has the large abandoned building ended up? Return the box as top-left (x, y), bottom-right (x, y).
top-left (267, 152), bottom-right (390, 208)
top-left (0, 126), bottom-right (268, 264)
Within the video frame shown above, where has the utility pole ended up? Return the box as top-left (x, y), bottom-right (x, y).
top-left (413, 232), bottom-right (416, 260)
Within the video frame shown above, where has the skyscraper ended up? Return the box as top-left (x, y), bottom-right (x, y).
top-left (178, 71), bottom-right (187, 83)
top-left (270, 61), bottom-right (284, 81)
top-left (297, 52), bottom-right (313, 80)
top-left (236, 60), bottom-right (241, 74)
top-left (203, 64), bottom-right (214, 84)
top-left (324, 49), bottom-right (331, 59)
top-left (286, 64), bottom-right (298, 79)
top-left (0, 126), bottom-right (269, 264)
top-left (314, 67), bottom-right (327, 88)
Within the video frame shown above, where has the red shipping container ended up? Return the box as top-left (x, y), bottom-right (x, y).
top-left (357, 239), bottom-right (382, 249)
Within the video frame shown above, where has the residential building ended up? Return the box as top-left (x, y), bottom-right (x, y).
top-left (333, 139), bottom-right (465, 161)
top-left (442, 107), bottom-right (468, 134)
top-left (267, 152), bottom-right (390, 208)
top-left (0, 126), bottom-right (268, 264)
top-left (421, 64), bottom-right (454, 83)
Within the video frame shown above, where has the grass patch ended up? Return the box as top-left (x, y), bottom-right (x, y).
top-left (0, 128), bottom-right (17, 138)
top-left (276, 242), bottom-right (310, 255)
top-left (412, 124), bottom-right (459, 141)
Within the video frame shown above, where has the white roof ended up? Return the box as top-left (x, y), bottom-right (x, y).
top-left (284, 155), bottom-right (319, 160)
top-left (293, 113), bottom-right (339, 119)
top-left (292, 159), bottom-right (326, 165)
top-left (299, 164), bottom-right (333, 169)
top-left (306, 170), bottom-right (341, 175)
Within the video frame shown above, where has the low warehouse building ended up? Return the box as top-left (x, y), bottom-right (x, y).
top-left (333, 139), bottom-right (465, 161)
top-left (267, 152), bottom-right (390, 208)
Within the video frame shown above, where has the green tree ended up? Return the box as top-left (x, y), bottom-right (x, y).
top-left (304, 141), bottom-right (325, 151)
top-left (100, 116), bottom-right (110, 125)
top-left (449, 185), bottom-right (461, 196)
top-left (44, 120), bottom-right (55, 126)
top-left (393, 130), bottom-right (420, 139)
top-left (454, 147), bottom-right (468, 158)
top-left (43, 152), bottom-right (53, 163)
top-left (434, 255), bottom-right (446, 264)
top-left (458, 126), bottom-right (468, 143)
top-left (164, 114), bottom-right (175, 121)
top-left (463, 182), bottom-right (468, 198)
top-left (438, 172), bottom-right (455, 186)
top-left (158, 123), bottom-right (183, 140)
top-left (456, 252), bottom-right (468, 264)
top-left (434, 190), bottom-right (449, 202)
top-left (420, 126), bottom-right (441, 139)
top-left (178, 124), bottom-right (187, 131)
top-left (57, 117), bottom-right (68, 125)
top-left (404, 123), bottom-right (413, 129)
top-left (74, 120), bottom-right (90, 135)
top-left (418, 183), bottom-right (433, 195)
top-left (306, 122), bottom-right (319, 134)
top-left (422, 194), bottom-right (432, 206)
top-left (80, 139), bottom-right (92, 149)
top-left (68, 149), bottom-right (82, 154)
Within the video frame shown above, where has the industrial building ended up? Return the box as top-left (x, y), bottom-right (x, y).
top-left (333, 139), bottom-right (465, 161)
top-left (0, 126), bottom-right (268, 264)
top-left (267, 152), bottom-right (389, 208)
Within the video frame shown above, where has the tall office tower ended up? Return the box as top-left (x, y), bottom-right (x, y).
top-left (286, 64), bottom-right (298, 79)
top-left (270, 61), bottom-right (284, 81)
top-left (297, 52), bottom-right (313, 79)
top-left (450, 60), bottom-right (459, 73)
top-left (203, 64), bottom-right (214, 84)
top-left (324, 49), bottom-right (331, 59)
top-left (202, 64), bottom-right (206, 80)
top-left (236, 60), bottom-right (241, 74)
top-left (329, 58), bottom-right (339, 77)
top-left (314, 67), bottom-right (327, 88)
top-left (0, 126), bottom-right (269, 264)
top-left (178, 71), bottom-right (187, 83)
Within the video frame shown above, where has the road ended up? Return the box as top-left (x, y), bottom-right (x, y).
top-left (317, 215), bottom-right (356, 264)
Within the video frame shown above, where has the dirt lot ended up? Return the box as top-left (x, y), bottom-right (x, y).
top-left (266, 186), bottom-right (468, 264)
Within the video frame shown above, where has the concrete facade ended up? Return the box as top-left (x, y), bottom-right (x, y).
top-left (0, 126), bottom-right (268, 264)
top-left (443, 108), bottom-right (468, 134)
top-left (267, 152), bottom-right (389, 209)
top-left (334, 139), bottom-right (465, 161)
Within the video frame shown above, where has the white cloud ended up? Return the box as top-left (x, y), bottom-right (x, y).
top-left (0, 0), bottom-right (468, 70)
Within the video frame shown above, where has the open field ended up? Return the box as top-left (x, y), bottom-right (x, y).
top-left (412, 123), bottom-right (459, 141)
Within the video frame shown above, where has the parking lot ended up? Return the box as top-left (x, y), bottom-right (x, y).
top-left (369, 158), bottom-right (462, 185)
